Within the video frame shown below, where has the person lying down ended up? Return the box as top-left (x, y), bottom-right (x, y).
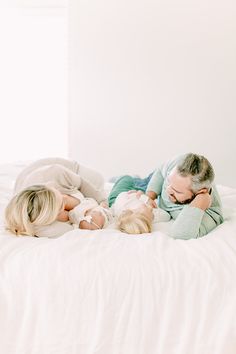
top-left (108, 175), bottom-right (170, 234)
top-left (4, 158), bottom-right (169, 237)
top-left (4, 157), bottom-right (112, 237)
top-left (5, 184), bottom-right (114, 237)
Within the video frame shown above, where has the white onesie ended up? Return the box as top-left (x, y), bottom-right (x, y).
top-left (112, 191), bottom-right (170, 222)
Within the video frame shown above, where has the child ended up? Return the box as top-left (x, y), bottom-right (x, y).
top-left (108, 175), bottom-right (170, 234)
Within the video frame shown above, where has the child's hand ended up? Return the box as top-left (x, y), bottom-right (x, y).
top-left (139, 193), bottom-right (157, 208)
top-left (127, 190), bottom-right (139, 194)
top-left (136, 190), bottom-right (144, 198)
top-left (100, 200), bottom-right (109, 209)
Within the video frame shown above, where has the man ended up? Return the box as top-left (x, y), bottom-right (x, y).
top-left (145, 153), bottom-right (224, 239)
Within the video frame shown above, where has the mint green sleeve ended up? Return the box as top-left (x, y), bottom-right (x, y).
top-left (169, 205), bottom-right (223, 240)
top-left (146, 168), bottom-right (164, 195)
top-left (146, 155), bottom-right (183, 195)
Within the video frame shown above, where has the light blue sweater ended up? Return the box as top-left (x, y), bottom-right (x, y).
top-left (146, 155), bottom-right (224, 240)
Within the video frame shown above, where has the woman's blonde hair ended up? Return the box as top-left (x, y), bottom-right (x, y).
top-left (116, 210), bottom-right (152, 234)
top-left (5, 185), bottom-right (62, 236)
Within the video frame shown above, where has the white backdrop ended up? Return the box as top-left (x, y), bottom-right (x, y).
top-left (68, 0), bottom-right (236, 187)
top-left (0, 2), bottom-right (68, 163)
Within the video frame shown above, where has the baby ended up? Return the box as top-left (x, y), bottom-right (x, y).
top-left (108, 176), bottom-right (170, 234)
top-left (69, 197), bottom-right (114, 230)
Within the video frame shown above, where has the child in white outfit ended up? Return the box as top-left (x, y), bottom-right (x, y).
top-left (108, 176), bottom-right (170, 234)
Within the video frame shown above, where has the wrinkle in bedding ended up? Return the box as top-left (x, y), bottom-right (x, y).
top-left (0, 165), bottom-right (236, 354)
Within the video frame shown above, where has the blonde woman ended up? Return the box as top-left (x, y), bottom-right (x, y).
top-left (108, 175), bottom-right (170, 234)
top-left (5, 157), bottom-right (109, 237)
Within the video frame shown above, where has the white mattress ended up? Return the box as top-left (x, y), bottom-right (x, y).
top-left (0, 162), bottom-right (236, 354)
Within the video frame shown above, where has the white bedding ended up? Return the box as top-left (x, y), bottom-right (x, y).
top-left (0, 163), bottom-right (236, 354)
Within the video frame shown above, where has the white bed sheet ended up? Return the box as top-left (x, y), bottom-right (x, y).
top-left (0, 163), bottom-right (236, 354)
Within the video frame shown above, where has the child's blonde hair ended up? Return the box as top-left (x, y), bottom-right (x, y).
top-left (5, 185), bottom-right (62, 236)
top-left (116, 209), bottom-right (152, 234)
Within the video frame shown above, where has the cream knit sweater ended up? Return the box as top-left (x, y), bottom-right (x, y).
top-left (14, 157), bottom-right (107, 237)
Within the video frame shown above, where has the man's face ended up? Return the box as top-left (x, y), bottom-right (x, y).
top-left (166, 168), bottom-right (195, 204)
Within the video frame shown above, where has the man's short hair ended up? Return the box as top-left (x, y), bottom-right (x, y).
top-left (177, 153), bottom-right (215, 191)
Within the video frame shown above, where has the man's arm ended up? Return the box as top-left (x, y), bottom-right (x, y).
top-left (145, 155), bottom-right (182, 200)
top-left (146, 168), bottom-right (164, 199)
top-left (170, 207), bottom-right (223, 239)
top-left (169, 192), bottom-right (224, 239)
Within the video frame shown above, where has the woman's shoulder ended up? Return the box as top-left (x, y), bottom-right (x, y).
top-left (14, 158), bottom-right (80, 193)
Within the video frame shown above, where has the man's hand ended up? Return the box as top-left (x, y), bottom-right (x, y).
top-left (190, 192), bottom-right (212, 211)
top-left (146, 191), bottom-right (157, 200)
top-left (145, 191), bottom-right (158, 208)
top-left (147, 198), bottom-right (157, 208)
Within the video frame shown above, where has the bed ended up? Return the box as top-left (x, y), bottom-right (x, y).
top-left (0, 162), bottom-right (236, 354)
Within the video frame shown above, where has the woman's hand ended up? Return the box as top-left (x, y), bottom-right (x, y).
top-left (56, 194), bottom-right (80, 222)
top-left (57, 210), bottom-right (69, 222)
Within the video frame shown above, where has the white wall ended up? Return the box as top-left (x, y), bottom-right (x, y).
top-left (0, 4), bottom-right (68, 163)
top-left (68, 0), bottom-right (236, 187)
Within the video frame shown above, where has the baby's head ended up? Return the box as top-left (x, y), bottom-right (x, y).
top-left (79, 209), bottom-right (106, 230)
top-left (68, 199), bottom-right (113, 230)
top-left (116, 205), bottom-right (153, 234)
